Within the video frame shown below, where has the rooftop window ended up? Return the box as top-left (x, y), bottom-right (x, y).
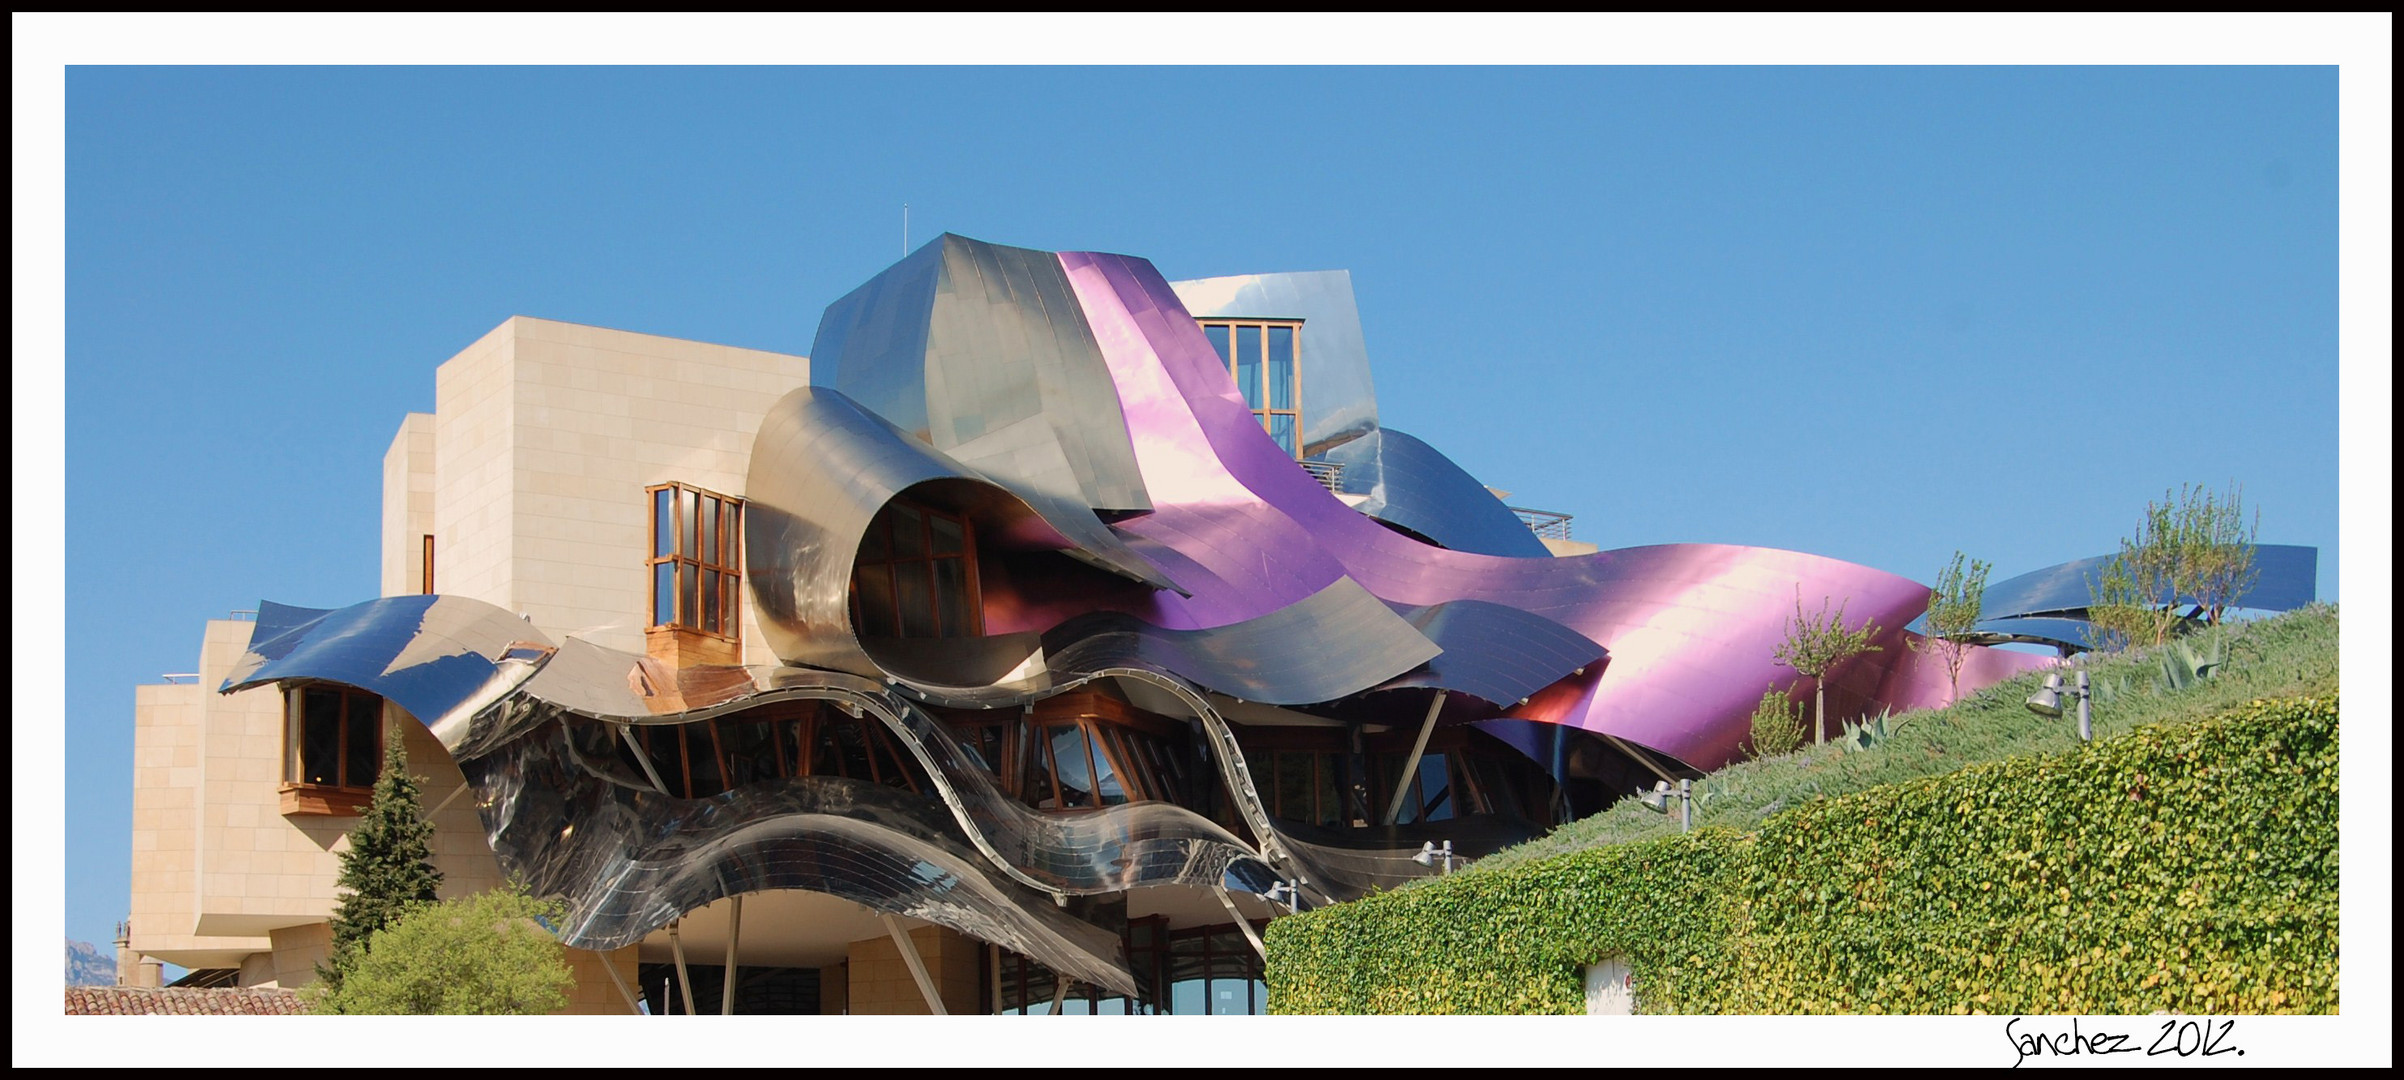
top-left (1199, 319), bottom-right (1302, 458)
top-left (649, 483), bottom-right (743, 641)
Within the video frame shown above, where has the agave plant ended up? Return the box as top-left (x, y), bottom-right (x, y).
top-left (1838, 709), bottom-right (1896, 754)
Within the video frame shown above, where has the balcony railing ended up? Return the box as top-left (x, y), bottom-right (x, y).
top-left (1511, 507), bottom-right (1575, 541)
top-left (1299, 458), bottom-right (1347, 494)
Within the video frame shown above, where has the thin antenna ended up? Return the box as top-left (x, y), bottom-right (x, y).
top-left (903, 203), bottom-right (910, 256)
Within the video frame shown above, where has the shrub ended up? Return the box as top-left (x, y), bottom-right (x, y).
top-left (1268, 695), bottom-right (2338, 1015)
top-left (1746, 686), bottom-right (1806, 759)
top-left (308, 882), bottom-right (576, 1015)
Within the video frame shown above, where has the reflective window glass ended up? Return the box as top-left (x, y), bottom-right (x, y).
top-left (700, 497), bottom-right (717, 566)
top-left (301, 689), bottom-right (342, 786)
top-left (653, 489), bottom-right (673, 557)
top-left (1269, 413), bottom-right (1297, 456)
top-left (343, 698), bottom-right (380, 790)
top-left (892, 503), bottom-right (926, 558)
top-left (896, 562), bottom-right (937, 638)
top-left (1204, 324), bottom-right (1231, 365)
top-left (1267, 326), bottom-right (1295, 409)
top-left (855, 564), bottom-right (899, 637)
top-left (654, 564), bottom-right (675, 627)
top-left (684, 724), bottom-right (725, 797)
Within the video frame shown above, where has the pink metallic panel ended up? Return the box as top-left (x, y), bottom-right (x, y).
top-left (1059, 250), bottom-right (2054, 770)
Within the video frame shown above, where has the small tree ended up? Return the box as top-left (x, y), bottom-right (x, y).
top-left (1745, 685), bottom-right (1806, 759)
top-left (1772, 591), bottom-right (1884, 744)
top-left (307, 882), bottom-right (575, 1015)
top-left (318, 722), bottom-right (442, 989)
top-left (2188, 482), bottom-right (2260, 625)
top-left (1911, 550), bottom-right (1992, 703)
top-left (2087, 483), bottom-right (2260, 649)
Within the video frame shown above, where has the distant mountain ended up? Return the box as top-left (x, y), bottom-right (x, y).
top-left (66, 938), bottom-right (113, 987)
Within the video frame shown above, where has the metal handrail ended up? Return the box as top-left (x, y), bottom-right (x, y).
top-left (1298, 458), bottom-right (1347, 494)
top-left (160, 673), bottom-right (200, 684)
top-left (1510, 506), bottom-right (1575, 541)
top-left (228, 610), bottom-right (257, 621)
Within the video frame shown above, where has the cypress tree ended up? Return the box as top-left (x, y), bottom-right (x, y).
top-left (317, 720), bottom-right (442, 989)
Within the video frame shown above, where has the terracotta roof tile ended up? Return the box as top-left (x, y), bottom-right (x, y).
top-left (63, 986), bottom-right (307, 1015)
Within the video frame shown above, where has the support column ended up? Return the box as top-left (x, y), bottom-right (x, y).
top-left (668, 919), bottom-right (697, 1016)
top-left (1214, 888), bottom-right (1270, 962)
top-left (881, 915), bottom-right (947, 1016)
top-left (1383, 692), bottom-right (1448, 825)
top-left (720, 895), bottom-right (742, 1016)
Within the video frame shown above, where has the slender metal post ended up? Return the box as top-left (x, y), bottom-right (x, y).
top-left (668, 919), bottom-right (697, 1016)
top-left (720, 895), bottom-right (742, 1015)
top-left (2075, 670), bottom-right (2092, 742)
top-left (989, 942), bottom-right (1002, 1015)
top-left (1678, 779), bottom-right (1692, 833)
top-left (620, 725), bottom-right (672, 795)
top-left (1383, 691), bottom-right (1448, 826)
top-left (594, 947), bottom-right (644, 1015)
top-left (881, 914), bottom-right (947, 1015)
top-left (1214, 887), bottom-right (1270, 961)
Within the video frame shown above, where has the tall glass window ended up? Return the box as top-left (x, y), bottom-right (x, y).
top-left (284, 685), bottom-right (383, 789)
top-left (1197, 318), bottom-right (1303, 458)
top-left (850, 497), bottom-right (981, 640)
top-left (647, 483), bottom-right (743, 640)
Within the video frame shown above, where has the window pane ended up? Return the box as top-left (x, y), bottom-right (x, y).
top-left (302, 688), bottom-right (342, 786)
top-left (1267, 325), bottom-right (1295, 409)
top-left (1269, 750), bottom-right (1307, 817)
top-left (896, 562), bottom-right (937, 638)
top-left (1420, 754), bottom-right (1454, 822)
top-left (1315, 751), bottom-right (1338, 826)
top-left (674, 489), bottom-right (695, 560)
top-left (724, 504), bottom-right (741, 572)
top-left (1236, 334), bottom-right (1262, 409)
top-left (1047, 725), bottom-right (1095, 808)
top-left (653, 489), bottom-right (673, 557)
top-left (647, 724), bottom-right (686, 798)
top-left (343, 696), bottom-right (380, 789)
top-left (928, 512), bottom-right (963, 556)
top-left (855, 563), bottom-right (899, 637)
top-left (933, 557), bottom-right (971, 637)
top-left (860, 504), bottom-right (890, 561)
top-left (1268, 413), bottom-right (1297, 457)
top-left (892, 503), bottom-right (925, 559)
top-left (1204, 324), bottom-right (1231, 366)
top-left (703, 569), bottom-right (722, 634)
top-left (684, 724), bottom-right (725, 797)
top-left (723, 575), bottom-right (741, 638)
top-left (654, 563), bottom-right (675, 627)
top-left (681, 563), bottom-right (700, 630)
top-left (701, 497), bottom-right (717, 568)
top-left (1091, 725), bottom-right (1127, 805)
top-left (716, 721), bottom-right (774, 788)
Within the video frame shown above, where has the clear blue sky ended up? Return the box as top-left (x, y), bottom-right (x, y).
top-left (38, 61), bottom-right (2358, 970)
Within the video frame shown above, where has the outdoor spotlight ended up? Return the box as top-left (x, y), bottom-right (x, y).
top-left (1262, 879), bottom-right (1301, 912)
top-left (1634, 780), bottom-right (1694, 832)
top-left (2025, 670), bottom-right (2092, 741)
top-left (1412, 840), bottom-right (1457, 874)
top-left (2025, 673), bottom-right (2065, 718)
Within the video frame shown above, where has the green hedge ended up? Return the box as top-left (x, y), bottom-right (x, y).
top-left (1266, 695), bottom-right (2338, 1014)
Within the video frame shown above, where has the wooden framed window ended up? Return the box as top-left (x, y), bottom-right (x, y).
top-left (648, 483), bottom-right (744, 641)
top-left (281, 685), bottom-right (383, 814)
top-left (420, 534), bottom-right (435, 595)
top-left (1198, 319), bottom-right (1302, 459)
top-left (850, 498), bottom-right (981, 639)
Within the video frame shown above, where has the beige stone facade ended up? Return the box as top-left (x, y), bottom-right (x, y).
top-left (123, 316), bottom-right (810, 1011)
